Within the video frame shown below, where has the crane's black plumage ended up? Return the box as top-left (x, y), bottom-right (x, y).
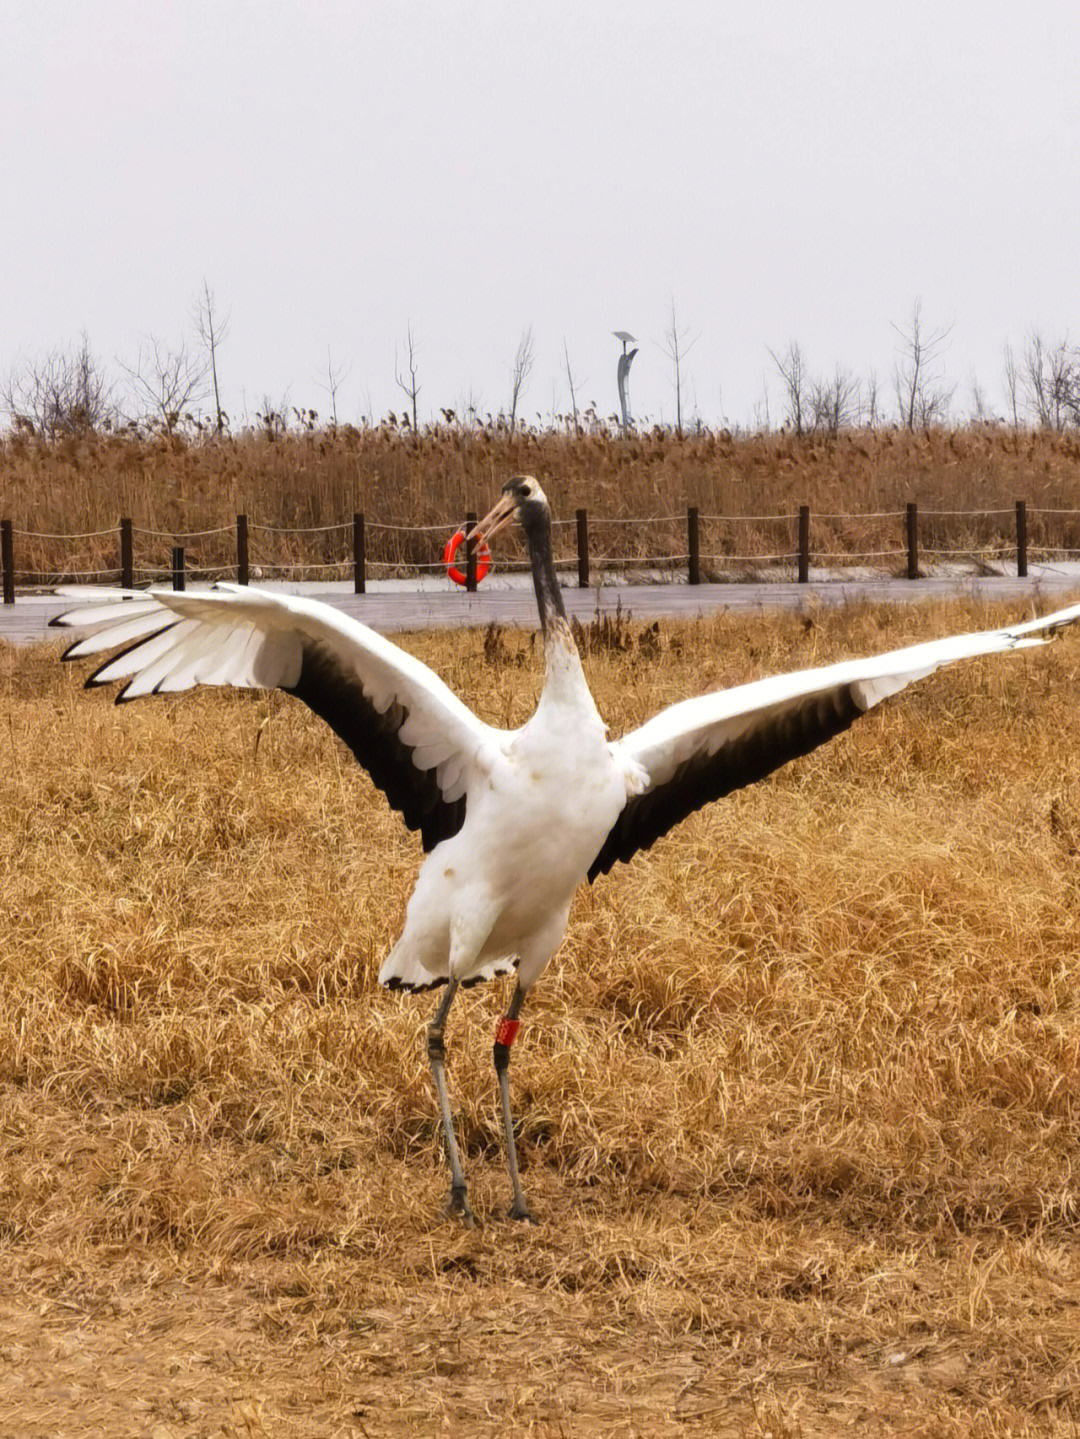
top-left (287, 640), bottom-right (467, 851)
top-left (589, 686), bottom-right (865, 878)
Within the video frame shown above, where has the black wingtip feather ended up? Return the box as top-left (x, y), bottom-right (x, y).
top-left (381, 957), bottom-right (517, 994)
top-left (380, 973), bottom-right (449, 994)
top-left (83, 623), bottom-right (179, 692)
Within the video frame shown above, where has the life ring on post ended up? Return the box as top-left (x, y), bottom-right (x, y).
top-left (443, 528), bottom-right (492, 586)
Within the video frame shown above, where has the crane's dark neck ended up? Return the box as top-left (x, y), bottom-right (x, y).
top-left (522, 506), bottom-right (569, 638)
top-left (519, 499), bottom-right (595, 711)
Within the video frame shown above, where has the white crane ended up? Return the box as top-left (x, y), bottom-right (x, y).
top-left (52, 477), bottom-right (1080, 1224)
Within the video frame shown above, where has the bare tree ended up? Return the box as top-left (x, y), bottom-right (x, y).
top-left (316, 346), bottom-right (351, 427)
top-left (1, 334), bottom-right (114, 437)
top-left (563, 338), bottom-right (581, 431)
top-left (256, 390), bottom-right (291, 440)
top-left (809, 365), bottom-right (860, 435)
top-left (456, 388), bottom-right (482, 428)
top-left (193, 281), bottom-right (229, 434)
top-left (767, 341), bottom-right (807, 435)
top-left (658, 301), bottom-right (699, 434)
top-left (751, 375), bottom-right (772, 433)
top-left (119, 336), bottom-right (207, 432)
top-left (969, 374), bottom-right (990, 423)
top-left (1021, 333), bottom-right (1080, 431)
top-left (394, 325), bottom-right (421, 432)
top-left (892, 300), bottom-right (954, 429)
top-left (1023, 333), bottom-right (1052, 428)
top-left (508, 326), bottom-right (534, 434)
top-left (864, 369), bottom-right (879, 427)
top-left (1003, 343), bottom-right (1021, 428)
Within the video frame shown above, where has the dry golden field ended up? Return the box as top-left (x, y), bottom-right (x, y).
top-left (3, 600), bottom-right (1080, 1435)
top-left (4, 426), bottom-right (1080, 582)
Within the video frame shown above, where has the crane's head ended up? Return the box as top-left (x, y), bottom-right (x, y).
top-left (472, 475), bottom-right (550, 546)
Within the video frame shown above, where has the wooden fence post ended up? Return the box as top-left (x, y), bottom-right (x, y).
top-left (172, 546), bottom-right (185, 592)
top-left (236, 514), bottom-right (249, 585)
top-left (798, 505), bottom-right (810, 583)
top-left (687, 506), bottom-right (700, 585)
top-left (353, 512), bottom-right (366, 594)
top-left (465, 510), bottom-right (478, 593)
top-left (1016, 499), bottom-right (1028, 578)
top-left (1, 521), bottom-right (13, 606)
top-left (120, 517), bottom-right (133, 590)
top-left (906, 502), bottom-right (919, 579)
top-left (576, 508), bottom-right (589, 588)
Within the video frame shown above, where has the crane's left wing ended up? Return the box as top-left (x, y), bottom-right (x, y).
top-left (51, 584), bottom-right (501, 852)
top-left (588, 601), bottom-right (1080, 879)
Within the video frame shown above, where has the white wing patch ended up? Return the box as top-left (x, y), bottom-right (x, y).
top-left (52, 583), bottom-right (502, 850)
top-left (589, 598), bottom-right (1080, 880)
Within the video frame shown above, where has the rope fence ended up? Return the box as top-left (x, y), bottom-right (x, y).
top-left (3, 500), bottom-right (1080, 604)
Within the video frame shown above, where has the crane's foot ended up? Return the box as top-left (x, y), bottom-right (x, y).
top-left (508, 1200), bottom-right (537, 1223)
top-left (444, 1182), bottom-right (477, 1227)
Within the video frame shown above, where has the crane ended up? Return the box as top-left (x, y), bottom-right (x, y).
top-left (52, 476), bottom-right (1080, 1223)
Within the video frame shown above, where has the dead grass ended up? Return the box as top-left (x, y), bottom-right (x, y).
top-left (3, 425), bottom-right (1080, 583)
top-left (3, 601), bottom-right (1080, 1434)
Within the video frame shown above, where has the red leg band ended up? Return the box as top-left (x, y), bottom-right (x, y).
top-left (495, 1017), bottom-right (521, 1047)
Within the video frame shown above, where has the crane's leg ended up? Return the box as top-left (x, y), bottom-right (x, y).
top-left (427, 976), bottom-right (476, 1225)
top-left (494, 982), bottom-right (534, 1222)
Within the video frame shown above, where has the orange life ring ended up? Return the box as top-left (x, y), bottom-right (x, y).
top-left (443, 529), bottom-right (492, 586)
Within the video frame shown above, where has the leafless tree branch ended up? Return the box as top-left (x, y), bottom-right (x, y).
top-left (119, 336), bottom-right (208, 432)
top-left (316, 346), bottom-right (352, 427)
top-left (394, 326), bottom-right (421, 432)
top-left (1, 334), bottom-right (115, 437)
top-left (892, 300), bottom-right (954, 429)
top-left (767, 341), bottom-right (807, 435)
top-left (193, 282), bottom-right (230, 434)
top-left (509, 326), bottom-right (534, 434)
top-left (658, 301), bottom-right (699, 434)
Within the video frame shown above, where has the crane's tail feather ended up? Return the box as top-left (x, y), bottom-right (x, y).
top-left (378, 949), bottom-right (518, 992)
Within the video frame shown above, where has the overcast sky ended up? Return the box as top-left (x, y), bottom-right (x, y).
top-left (4, 1), bottom-right (1080, 430)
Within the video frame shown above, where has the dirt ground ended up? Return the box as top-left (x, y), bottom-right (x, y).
top-left (4, 606), bottom-right (1080, 1436)
top-left (7, 1173), bottom-right (1080, 1438)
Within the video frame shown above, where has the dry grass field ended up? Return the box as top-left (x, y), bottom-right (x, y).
top-left (4, 425), bottom-right (1080, 582)
top-left (3, 600), bottom-right (1080, 1435)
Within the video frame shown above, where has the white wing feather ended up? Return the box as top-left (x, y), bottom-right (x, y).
top-left (618, 602), bottom-right (1080, 786)
top-left (52, 584), bottom-right (500, 820)
top-left (589, 600), bottom-right (1080, 877)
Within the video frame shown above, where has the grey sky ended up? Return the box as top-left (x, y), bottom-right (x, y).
top-left (4, 1), bottom-right (1080, 429)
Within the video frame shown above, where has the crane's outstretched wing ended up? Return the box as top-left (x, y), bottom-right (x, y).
top-left (51, 584), bottom-right (500, 852)
top-left (589, 601), bottom-right (1080, 879)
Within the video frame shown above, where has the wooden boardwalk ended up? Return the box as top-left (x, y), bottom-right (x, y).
top-left (6, 571), bottom-right (1080, 646)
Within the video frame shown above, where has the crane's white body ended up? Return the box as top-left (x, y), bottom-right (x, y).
top-left (382, 626), bottom-right (643, 991)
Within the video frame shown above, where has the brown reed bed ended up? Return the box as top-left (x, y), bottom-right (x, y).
top-left (3, 424), bottom-right (1080, 585)
top-left (2, 600), bottom-right (1080, 1433)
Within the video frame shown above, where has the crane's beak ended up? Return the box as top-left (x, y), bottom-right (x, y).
top-left (471, 494), bottom-right (517, 546)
